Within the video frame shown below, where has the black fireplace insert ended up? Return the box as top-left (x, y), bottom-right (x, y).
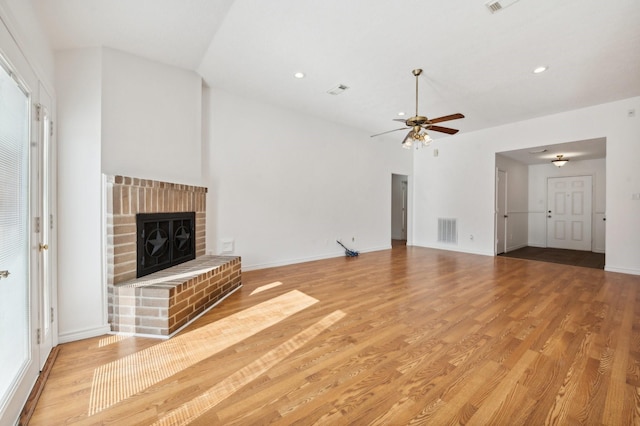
top-left (136, 212), bottom-right (195, 278)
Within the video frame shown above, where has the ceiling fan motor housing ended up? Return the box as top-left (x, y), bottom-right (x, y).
top-left (406, 116), bottom-right (430, 127)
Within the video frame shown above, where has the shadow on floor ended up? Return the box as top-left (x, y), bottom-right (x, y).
top-left (499, 246), bottom-right (605, 269)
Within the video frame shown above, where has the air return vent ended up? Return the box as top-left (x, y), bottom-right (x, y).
top-left (485, 0), bottom-right (520, 13)
top-left (327, 84), bottom-right (349, 95)
top-left (438, 218), bottom-right (458, 244)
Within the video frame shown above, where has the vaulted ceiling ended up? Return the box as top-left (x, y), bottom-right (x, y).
top-left (33, 0), bottom-right (640, 140)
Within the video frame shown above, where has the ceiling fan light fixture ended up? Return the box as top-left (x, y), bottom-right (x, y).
top-left (552, 154), bottom-right (569, 167)
top-left (403, 130), bottom-right (432, 149)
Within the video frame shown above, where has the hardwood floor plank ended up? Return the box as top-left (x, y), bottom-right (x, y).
top-left (28, 247), bottom-right (640, 425)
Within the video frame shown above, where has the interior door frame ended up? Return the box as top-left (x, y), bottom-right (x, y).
top-left (495, 168), bottom-right (507, 254)
top-left (391, 173), bottom-right (410, 243)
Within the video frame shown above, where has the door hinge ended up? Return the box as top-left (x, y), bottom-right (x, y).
top-left (35, 216), bottom-right (41, 233)
top-left (35, 103), bottom-right (42, 121)
top-left (50, 120), bottom-right (54, 137)
top-left (50, 214), bottom-right (54, 230)
top-left (37, 328), bottom-right (41, 344)
top-left (51, 307), bottom-right (54, 323)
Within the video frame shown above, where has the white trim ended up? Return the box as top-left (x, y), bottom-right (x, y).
top-left (242, 245), bottom-right (391, 271)
top-left (412, 243), bottom-right (494, 257)
top-left (58, 325), bottom-right (111, 344)
top-left (604, 265), bottom-right (640, 276)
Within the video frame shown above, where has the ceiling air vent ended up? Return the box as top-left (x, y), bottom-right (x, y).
top-left (327, 84), bottom-right (349, 95)
top-left (485, 0), bottom-right (520, 13)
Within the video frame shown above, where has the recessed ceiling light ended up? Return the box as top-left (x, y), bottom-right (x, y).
top-left (294, 72), bottom-right (305, 79)
top-left (533, 66), bottom-right (548, 74)
top-left (398, 112), bottom-right (406, 116)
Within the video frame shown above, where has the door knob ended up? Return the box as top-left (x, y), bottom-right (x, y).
top-left (547, 215), bottom-right (552, 218)
top-left (39, 243), bottom-right (49, 251)
top-left (0, 270), bottom-right (9, 280)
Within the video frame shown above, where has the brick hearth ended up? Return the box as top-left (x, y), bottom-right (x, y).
top-left (109, 255), bottom-right (241, 337)
top-left (105, 175), bottom-right (242, 337)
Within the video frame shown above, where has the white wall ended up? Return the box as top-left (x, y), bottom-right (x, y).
top-left (528, 158), bottom-right (606, 251)
top-left (496, 154), bottom-right (528, 252)
top-left (207, 88), bottom-right (412, 269)
top-left (413, 97), bottom-right (640, 274)
top-left (55, 48), bottom-right (206, 342)
top-left (101, 48), bottom-right (203, 186)
top-left (0, 0), bottom-right (54, 89)
top-left (55, 48), bottom-right (108, 342)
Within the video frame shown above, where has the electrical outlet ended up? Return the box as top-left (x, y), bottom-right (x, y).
top-left (469, 234), bottom-right (474, 241)
top-left (628, 109), bottom-right (636, 118)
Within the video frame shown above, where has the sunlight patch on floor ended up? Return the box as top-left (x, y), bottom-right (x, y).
top-left (88, 290), bottom-right (318, 415)
top-left (250, 281), bottom-right (283, 295)
top-left (152, 310), bottom-right (346, 426)
top-left (98, 333), bottom-right (134, 348)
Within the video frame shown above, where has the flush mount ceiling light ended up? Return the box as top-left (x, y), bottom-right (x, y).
top-left (552, 154), bottom-right (569, 167)
top-left (397, 112), bottom-right (406, 116)
top-left (533, 66), bottom-right (548, 74)
top-left (294, 72), bottom-right (305, 79)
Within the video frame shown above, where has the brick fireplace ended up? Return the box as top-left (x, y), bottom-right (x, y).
top-left (105, 175), bottom-right (242, 337)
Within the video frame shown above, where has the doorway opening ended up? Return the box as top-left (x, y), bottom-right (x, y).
top-left (495, 137), bottom-right (606, 268)
top-left (391, 174), bottom-right (408, 247)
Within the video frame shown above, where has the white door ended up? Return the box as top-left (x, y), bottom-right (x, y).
top-left (35, 85), bottom-right (54, 367)
top-left (546, 176), bottom-right (592, 251)
top-left (496, 170), bottom-right (507, 254)
top-left (0, 55), bottom-right (39, 422)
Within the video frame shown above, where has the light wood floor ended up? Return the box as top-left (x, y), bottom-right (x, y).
top-left (30, 246), bottom-right (640, 425)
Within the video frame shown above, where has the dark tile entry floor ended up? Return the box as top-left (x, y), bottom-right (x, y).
top-left (499, 246), bottom-right (605, 269)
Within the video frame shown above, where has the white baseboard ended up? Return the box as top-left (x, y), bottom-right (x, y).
top-left (58, 324), bottom-right (111, 344)
top-left (412, 243), bottom-right (494, 257)
top-left (506, 243), bottom-right (528, 252)
top-left (604, 265), bottom-right (640, 276)
top-left (243, 245), bottom-right (391, 271)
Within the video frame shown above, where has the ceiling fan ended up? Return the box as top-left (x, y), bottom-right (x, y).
top-left (371, 69), bottom-right (464, 148)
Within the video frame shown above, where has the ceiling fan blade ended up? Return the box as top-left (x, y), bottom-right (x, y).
top-left (429, 125), bottom-right (459, 135)
top-left (392, 118), bottom-right (407, 123)
top-left (429, 113), bottom-right (465, 124)
top-left (370, 127), bottom-right (407, 138)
